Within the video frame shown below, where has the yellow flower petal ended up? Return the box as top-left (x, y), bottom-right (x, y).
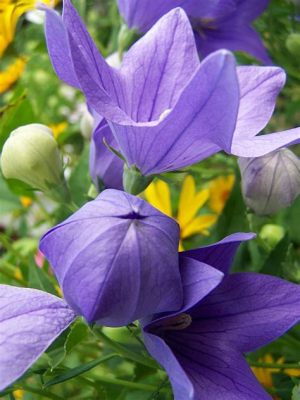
top-left (0, 0), bottom-right (59, 57)
top-left (178, 175), bottom-right (209, 229)
top-left (13, 390), bottom-right (24, 399)
top-left (0, 57), bottom-right (26, 93)
top-left (209, 175), bottom-right (235, 214)
top-left (181, 214), bottom-right (217, 239)
top-left (144, 180), bottom-right (172, 217)
top-left (20, 196), bottom-right (32, 208)
top-left (49, 122), bottom-right (68, 139)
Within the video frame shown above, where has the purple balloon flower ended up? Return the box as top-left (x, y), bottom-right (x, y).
top-left (118, 0), bottom-right (271, 64)
top-left (0, 285), bottom-right (76, 391)
top-left (39, 189), bottom-right (182, 326)
top-left (142, 234), bottom-right (300, 400)
top-left (43, 1), bottom-right (300, 183)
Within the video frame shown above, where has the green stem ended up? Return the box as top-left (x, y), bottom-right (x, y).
top-left (93, 329), bottom-right (158, 370)
top-left (89, 376), bottom-right (167, 392)
top-left (19, 385), bottom-right (65, 400)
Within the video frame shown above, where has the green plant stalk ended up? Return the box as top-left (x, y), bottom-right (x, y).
top-left (94, 329), bottom-right (158, 370)
top-left (249, 361), bottom-right (300, 369)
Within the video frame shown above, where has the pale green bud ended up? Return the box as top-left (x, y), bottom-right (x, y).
top-left (1, 124), bottom-right (65, 194)
top-left (260, 224), bottom-right (285, 248)
top-left (286, 33), bottom-right (300, 58)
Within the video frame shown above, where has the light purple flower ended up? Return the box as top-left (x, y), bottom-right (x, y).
top-left (142, 234), bottom-right (300, 400)
top-left (0, 285), bottom-right (76, 391)
top-left (89, 119), bottom-right (124, 190)
top-left (43, 1), bottom-right (300, 183)
top-left (118, 0), bottom-right (271, 64)
top-left (39, 189), bottom-right (182, 327)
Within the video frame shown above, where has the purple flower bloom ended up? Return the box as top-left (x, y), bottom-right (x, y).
top-left (89, 117), bottom-right (124, 190)
top-left (43, 1), bottom-right (300, 184)
top-left (39, 189), bottom-right (182, 326)
top-left (142, 234), bottom-right (300, 399)
top-left (118, 0), bottom-right (271, 64)
top-left (0, 285), bottom-right (76, 391)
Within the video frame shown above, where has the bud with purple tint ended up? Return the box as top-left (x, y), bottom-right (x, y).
top-left (39, 189), bottom-right (182, 326)
top-left (239, 148), bottom-right (300, 215)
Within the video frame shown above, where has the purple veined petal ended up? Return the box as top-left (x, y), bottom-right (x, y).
top-left (190, 273), bottom-right (300, 353)
top-left (235, 66), bottom-right (286, 139)
top-left (143, 332), bottom-right (194, 400)
top-left (89, 120), bottom-right (124, 190)
top-left (195, 22), bottom-right (272, 64)
top-left (0, 285), bottom-right (76, 391)
top-left (43, 6), bottom-right (79, 87)
top-left (142, 258), bottom-right (224, 329)
top-left (144, 332), bottom-right (271, 400)
top-left (40, 189), bottom-right (182, 327)
top-left (119, 7), bottom-right (199, 123)
top-left (181, 232), bottom-right (255, 274)
top-left (117, 0), bottom-right (237, 32)
top-left (111, 50), bottom-right (240, 175)
top-left (231, 127), bottom-right (300, 157)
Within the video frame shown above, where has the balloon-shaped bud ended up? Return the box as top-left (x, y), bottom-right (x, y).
top-left (0, 124), bottom-right (65, 196)
top-left (286, 33), bottom-right (300, 58)
top-left (39, 189), bottom-right (182, 326)
top-left (239, 149), bottom-right (300, 215)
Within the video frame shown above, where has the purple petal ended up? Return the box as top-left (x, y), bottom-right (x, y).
top-left (235, 0), bottom-right (270, 22)
top-left (231, 127), bottom-right (300, 157)
top-left (0, 285), bottom-right (75, 391)
top-left (181, 233), bottom-right (255, 274)
top-left (119, 7), bottom-right (199, 122)
top-left (190, 273), bottom-right (300, 352)
top-left (144, 332), bottom-right (270, 400)
top-left (40, 189), bottom-right (182, 327)
top-left (196, 24), bottom-right (271, 64)
top-left (143, 332), bottom-right (194, 400)
top-left (44, 6), bottom-right (79, 87)
top-left (235, 66), bottom-right (285, 139)
top-left (112, 50), bottom-right (239, 175)
top-left (89, 120), bottom-right (124, 190)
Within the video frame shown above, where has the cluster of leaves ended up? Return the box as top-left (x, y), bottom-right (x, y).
top-left (1, 0), bottom-right (300, 399)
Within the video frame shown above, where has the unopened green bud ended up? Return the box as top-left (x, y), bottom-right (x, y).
top-left (286, 33), bottom-right (300, 57)
top-left (123, 164), bottom-right (153, 195)
top-left (260, 224), bottom-right (285, 248)
top-left (0, 124), bottom-right (66, 196)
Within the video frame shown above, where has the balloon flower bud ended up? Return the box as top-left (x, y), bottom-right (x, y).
top-left (286, 33), bottom-right (300, 58)
top-left (0, 124), bottom-right (66, 197)
top-left (40, 189), bottom-right (182, 326)
top-left (239, 149), bottom-right (300, 215)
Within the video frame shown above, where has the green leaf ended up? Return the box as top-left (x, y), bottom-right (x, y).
top-left (292, 384), bottom-right (300, 400)
top-left (65, 319), bottom-right (89, 355)
top-left (28, 259), bottom-right (57, 295)
top-left (44, 353), bottom-right (118, 388)
top-left (214, 177), bottom-right (249, 240)
top-left (0, 174), bottom-right (21, 215)
top-left (68, 145), bottom-right (91, 206)
top-left (260, 235), bottom-right (291, 276)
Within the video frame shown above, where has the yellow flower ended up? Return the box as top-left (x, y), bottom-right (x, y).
top-left (20, 196), bottom-right (32, 208)
top-left (252, 354), bottom-right (300, 397)
top-left (48, 121), bottom-right (68, 140)
top-left (0, 57), bottom-right (26, 93)
top-left (144, 175), bottom-right (217, 250)
top-left (13, 389), bottom-right (24, 399)
top-left (209, 175), bottom-right (235, 214)
top-left (0, 0), bottom-right (59, 57)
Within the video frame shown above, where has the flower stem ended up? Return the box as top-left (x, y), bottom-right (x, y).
top-left (249, 361), bottom-right (300, 369)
